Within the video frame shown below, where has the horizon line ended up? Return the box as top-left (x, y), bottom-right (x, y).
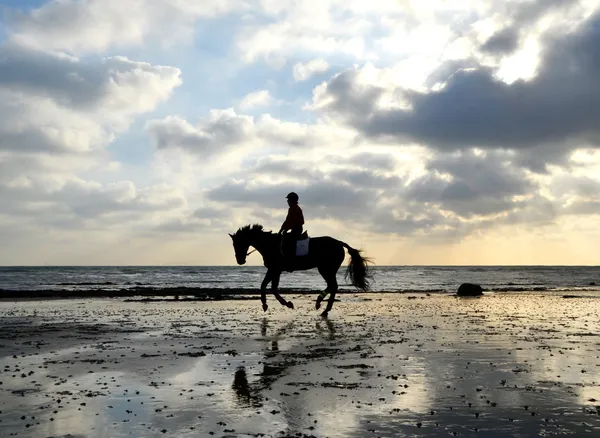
top-left (1, 264), bottom-right (599, 268)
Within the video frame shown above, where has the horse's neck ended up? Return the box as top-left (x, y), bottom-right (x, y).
top-left (250, 232), bottom-right (276, 256)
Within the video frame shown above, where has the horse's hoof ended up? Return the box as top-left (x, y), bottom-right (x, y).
top-left (262, 303), bottom-right (268, 312)
top-left (320, 310), bottom-right (329, 318)
top-left (315, 297), bottom-right (323, 310)
top-left (286, 301), bottom-right (294, 310)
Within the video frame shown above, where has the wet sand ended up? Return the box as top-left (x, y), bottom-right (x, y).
top-left (0, 292), bottom-right (599, 437)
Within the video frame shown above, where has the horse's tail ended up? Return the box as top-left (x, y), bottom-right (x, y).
top-left (342, 242), bottom-right (373, 292)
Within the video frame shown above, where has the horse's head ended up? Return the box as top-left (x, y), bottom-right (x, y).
top-left (229, 231), bottom-right (250, 265)
top-left (229, 224), bottom-right (265, 265)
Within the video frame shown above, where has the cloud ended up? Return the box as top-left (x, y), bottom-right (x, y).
top-left (481, 27), bottom-right (521, 55)
top-left (480, 0), bottom-right (581, 55)
top-left (204, 168), bottom-right (472, 240)
top-left (154, 205), bottom-right (231, 233)
top-left (201, 145), bottom-right (581, 243)
top-left (345, 151), bottom-right (398, 171)
top-left (238, 89), bottom-right (276, 110)
top-left (6, 0), bottom-right (246, 53)
top-left (146, 110), bottom-right (255, 157)
top-left (311, 10), bottom-right (600, 171)
top-left (146, 109), bottom-right (357, 156)
top-left (403, 150), bottom-right (537, 218)
top-left (548, 172), bottom-right (600, 216)
top-left (0, 31), bottom-right (184, 237)
top-left (0, 174), bottom-right (186, 229)
top-left (0, 44), bottom-right (182, 155)
top-left (235, 0), bottom-right (497, 64)
top-left (207, 177), bottom-right (376, 222)
top-left (293, 59), bottom-right (329, 81)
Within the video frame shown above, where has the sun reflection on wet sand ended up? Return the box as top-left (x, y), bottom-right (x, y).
top-left (0, 293), bottom-right (599, 437)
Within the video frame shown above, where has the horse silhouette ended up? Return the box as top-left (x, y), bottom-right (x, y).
top-left (229, 224), bottom-right (373, 317)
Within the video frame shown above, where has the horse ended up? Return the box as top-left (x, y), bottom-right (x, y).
top-left (229, 224), bottom-right (373, 317)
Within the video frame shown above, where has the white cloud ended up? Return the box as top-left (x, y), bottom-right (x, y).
top-left (293, 58), bottom-right (329, 81)
top-left (0, 34), bottom-right (184, 246)
top-left (238, 89), bottom-right (275, 110)
top-left (7, 0), bottom-right (247, 53)
top-left (146, 109), bottom-right (357, 156)
top-left (236, 1), bottom-right (490, 64)
top-left (0, 45), bottom-right (182, 156)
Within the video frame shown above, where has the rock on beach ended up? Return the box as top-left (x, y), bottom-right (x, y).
top-left (457, 283), bottom-right (483, 297)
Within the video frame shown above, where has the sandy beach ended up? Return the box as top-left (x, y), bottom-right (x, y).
top-left (1, 292), bottom-right (599, 437)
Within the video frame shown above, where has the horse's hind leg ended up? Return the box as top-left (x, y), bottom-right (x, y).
top-left (271, 271), bottom-right (294, 310)
top-left (316, 266), bottom-right (329, 310)
top-left (316, 268), bottom-right (338, 317)
top-left (321, 276), bottom-right (338, 318)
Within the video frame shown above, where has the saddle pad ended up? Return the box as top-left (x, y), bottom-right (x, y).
top-left (296, 237), bottom-right (310, 256)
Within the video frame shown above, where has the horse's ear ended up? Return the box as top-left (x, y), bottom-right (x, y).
top-left (228, 233), bottom-right (234, 239)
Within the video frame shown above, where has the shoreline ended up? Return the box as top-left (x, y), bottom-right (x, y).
top-left (0, 286), bottom-right (441, 300)
top-left (1, 286), bottom-right (599, 301)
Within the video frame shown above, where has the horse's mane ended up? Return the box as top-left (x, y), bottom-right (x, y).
top-left (234, 223), bottom-right (273, 237)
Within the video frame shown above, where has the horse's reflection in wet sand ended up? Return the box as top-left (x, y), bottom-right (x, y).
top-left (231, 317), bottom-right (337, 410)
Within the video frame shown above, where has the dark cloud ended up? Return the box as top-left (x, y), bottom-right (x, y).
top-left (146, 111), bottom-right (253, 156)
top-left (550, 174), bottom-right (600, 198)
top-left (330, 168), bottom-right (404, 190)
top-left (315, 12), bottom-right (600, 170)
top-left (546, 173), bottom-right (600, 216)
top-left (482, 0), bottom-right (580, 55)
top-left (400, 150), bottom-right (536, 218)
top-left (500, 195), bottom-right (558, 226)
top-left (563, 200), bottom-right (600, 215)
top-left (481, 28), bottom-right (520, 55)
top-left (208, 178), bottom-right (374, 212)
top-left (192, 206), bottom-right (228, 220)
top-left (0, 44), bottom-right (178, 110)
top-left (371, 210), bottom-right (453, 236)
top-left (248, 152), bottom-right (399, 180)
top-left (0, 128), bottom-right (75, 154)
top-left (513, 0), bottom-right (580, 26)
top-left (205, 148), bottom-right (552, 240)
top-left (155, 207), bottom-right (230, 234)
top-left (250, 158), bottom-right (322, 180)
top-left (345, 152), bottom-right (398, 171)
top-left (0, 44), bottom-right (105, 107)
top-left (206, 174), bottom-right (380, 228)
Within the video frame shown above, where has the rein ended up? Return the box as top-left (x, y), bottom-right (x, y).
top-left (247, 248), bottom-right (257, 256)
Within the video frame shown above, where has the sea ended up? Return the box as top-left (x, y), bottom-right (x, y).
top-left (0, 266), bottom-right (599, 294)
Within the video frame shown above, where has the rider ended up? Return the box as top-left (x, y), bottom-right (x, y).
top-left (279, 192), bottom-right (304, 240)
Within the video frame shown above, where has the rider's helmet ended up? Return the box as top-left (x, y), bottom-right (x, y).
top-left (286, 192), bottom-right (299, 203)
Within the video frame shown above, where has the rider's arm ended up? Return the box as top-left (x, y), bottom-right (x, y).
top-left (280, 208), bottom-right (292, 233)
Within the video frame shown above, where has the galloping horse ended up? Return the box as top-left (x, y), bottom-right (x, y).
top-left (229, 224), bottom-right (373, 317)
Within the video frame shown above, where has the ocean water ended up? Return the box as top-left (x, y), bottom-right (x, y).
top-left (0, 265), bottom-right (599, 293)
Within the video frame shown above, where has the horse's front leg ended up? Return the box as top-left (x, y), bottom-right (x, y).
top-left (260, 270), bottom-right (273, 312)
top-left (271, 271), bottom-right (294, 309)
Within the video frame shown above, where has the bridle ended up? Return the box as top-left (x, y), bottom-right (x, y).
top-left (246, 248), bottom-right (257, 256)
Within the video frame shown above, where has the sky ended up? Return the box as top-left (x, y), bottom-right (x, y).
top-left (1, 0), bottom-right (600, 266)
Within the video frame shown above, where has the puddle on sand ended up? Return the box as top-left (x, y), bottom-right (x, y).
top-left (0, 294), bottom-right (599, 437)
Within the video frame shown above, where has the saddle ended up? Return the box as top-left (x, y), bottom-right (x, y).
top-left (280, 231), bottom-right (310, 257)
